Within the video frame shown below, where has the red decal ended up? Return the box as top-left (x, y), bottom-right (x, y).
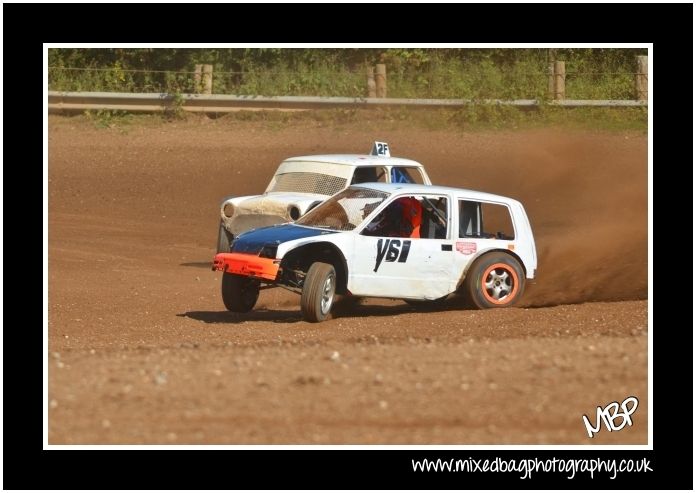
top-left (456, 241), bottom-right (477, 255)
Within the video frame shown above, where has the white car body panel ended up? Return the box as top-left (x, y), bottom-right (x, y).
top-left (229, 192), bottom-right (326, 217)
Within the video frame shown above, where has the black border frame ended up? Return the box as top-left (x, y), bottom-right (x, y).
top-left (5, 2), bottom-right (692, 490)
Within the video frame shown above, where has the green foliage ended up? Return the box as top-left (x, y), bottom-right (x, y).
top-left (234, 61), bottom-right (364, 97)
top-left (163, 91), bottom-right (186, 120)
top-left (48, 48), bottom-right (647, 101)
top-left (83, 108), bottom-right (131, 128)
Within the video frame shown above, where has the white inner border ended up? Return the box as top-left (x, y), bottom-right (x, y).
top-left (43, 43), bottom-right (653, 451)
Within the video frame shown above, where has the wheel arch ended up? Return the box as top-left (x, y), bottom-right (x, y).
top-left (456, 248), bottom-right (527, 289)
top-left (280, 241), bottom-right (349, 294)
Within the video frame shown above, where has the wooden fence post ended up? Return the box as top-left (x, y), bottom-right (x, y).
top-left (194, 64), bottom-right (202, 93)
top-left (366, 66), bottom-right (376, 98)
top-left (635, 55), bottom-right (648, 100)
top-left (375, 64), bottom-right (387, 98)
top-left (547, 63), bottom-right (555, 100)
top-left (202, 64), bottom-right (213, 95)
top-left (553, 61), bottom-right (565, 100)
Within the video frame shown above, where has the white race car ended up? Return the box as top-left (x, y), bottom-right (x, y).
top-left (217, 142), bottom-right (431, 252)
top-left (212, 183), bottom-right (537, 322)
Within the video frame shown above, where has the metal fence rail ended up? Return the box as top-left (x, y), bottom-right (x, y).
top-left (48, 91), bottom-right (647, 114)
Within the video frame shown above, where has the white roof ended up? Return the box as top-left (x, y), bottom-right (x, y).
top-left (352, 182), bottom-right (520, 204)
top-left (284, 154), bottom-right (425, 168)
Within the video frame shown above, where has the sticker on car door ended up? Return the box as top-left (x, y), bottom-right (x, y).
top-left (374, 239), bottom-right (411, 272)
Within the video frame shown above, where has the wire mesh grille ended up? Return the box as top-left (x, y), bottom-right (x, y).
top-left (269, 172), bottom-right (348, 196)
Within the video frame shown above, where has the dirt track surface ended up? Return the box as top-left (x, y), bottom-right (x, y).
top-left (48, 116), bottom-right (648, 444)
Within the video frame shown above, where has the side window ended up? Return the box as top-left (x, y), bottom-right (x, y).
top-left (351, 166), bottom-right (387, 185)
top-left (458, 200), bottom-right (482, 237)
top-left (481, 203), bottom-right (515, 240)
top-left (390, 167), bottom-right (425, 184)
top-left (362, 196), bottom-right (422, 238)
top-left (417, 196), bottom-right (448, 239)
top-left (362, 195), bottom-right (448, 239)
top-left (459, 200), bottom-right (515, 240)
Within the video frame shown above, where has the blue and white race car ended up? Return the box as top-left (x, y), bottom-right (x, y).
top-left (212, 183), bottom-right (537, 322)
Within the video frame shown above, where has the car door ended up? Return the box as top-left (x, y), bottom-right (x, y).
top-left (348, 194), bottom-right (455, 300)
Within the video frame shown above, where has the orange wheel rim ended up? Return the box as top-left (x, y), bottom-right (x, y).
top-left (481, 263), bottom-right (519, 305)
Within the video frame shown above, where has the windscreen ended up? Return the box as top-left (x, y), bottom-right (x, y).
top-left (296, 187), bottom-right (390, 231)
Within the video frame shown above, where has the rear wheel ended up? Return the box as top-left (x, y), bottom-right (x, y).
top-left (217, 222), bottom-right (234, 253)
top-left (221, 272), bottom-right (259, 312)
top-left (300, 262), bottom-right (336, 322)
top-left (463, 252), bottom-right (525, 309)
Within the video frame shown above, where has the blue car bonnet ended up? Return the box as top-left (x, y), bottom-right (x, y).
top-left (231, 223), bottom-right (338, 255)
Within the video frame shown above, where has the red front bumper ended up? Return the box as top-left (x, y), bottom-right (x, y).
top-left (212, 253), bottom-right (280, 281)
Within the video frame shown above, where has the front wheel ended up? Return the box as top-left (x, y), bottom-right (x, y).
top-left (217, 221), bottom-right (234, 253)
top-left (221, 272), bottom-right (259, 312)
top-left (300, 262), bottom-right (336, 322)
top-left (462, 252), bottom-right (525, 309)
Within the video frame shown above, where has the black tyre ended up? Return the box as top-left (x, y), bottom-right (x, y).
top-left (221, 272), bottom-right (259, 312)
top-left (217, 222), bottom-right (234, 253)
top-left (462, 252), bottom-right (525, 309)
top-left (300, 262), bottom-right (336, 323)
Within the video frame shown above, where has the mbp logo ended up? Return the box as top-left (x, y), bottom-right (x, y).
top-left (582, 396), bottom-right (639, 438)
top-left (374, 239), bottom-right (411, 272)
